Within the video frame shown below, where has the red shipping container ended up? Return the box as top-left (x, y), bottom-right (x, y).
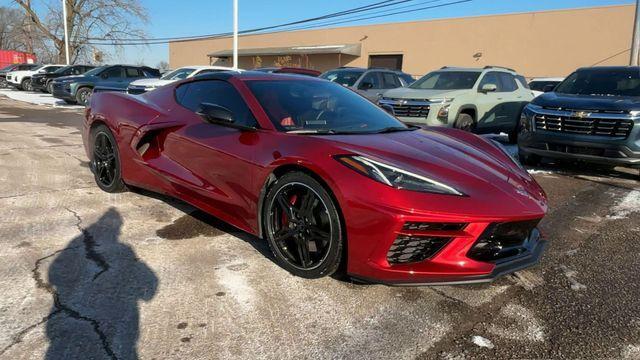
top-left (0, 50), bottom-right (37, 68)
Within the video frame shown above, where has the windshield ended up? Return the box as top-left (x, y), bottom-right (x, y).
top-left (247, 80), bottom-right (410, 134)
top-left (1, 64), bottom-right (16, 71)
top-left (83, 66), bottom-right (107, 77)
top-left (529, 80), bottom-right (560, 92)
top-left (319, 69), bottom-right (365, 87)
top-left (410, 71), bottom-right (481, 90)
top-left (161, 67), bottom-right (195, 80)
top-left (555, 69), bottom-right (640, 97)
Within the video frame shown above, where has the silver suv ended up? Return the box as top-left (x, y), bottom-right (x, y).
top-left (380, 66), bottom-right (533, 143)
top-left (319, 67), bottom-right (414, 102)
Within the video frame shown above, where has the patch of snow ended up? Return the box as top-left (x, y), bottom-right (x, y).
top-left (471, 335), bottom-right (494, 349)
top-left (607, 191), bottom-right (640, 220)
top-left (527, 169), bottom-right (556, 175)
top-left (215, 262), bottom-right (255, 312)
top-left (487, 304), bottom-right (545, 342)
top-left (621, 344), bottom-right (640, 359)
top-left (559, 265), bottom-right (587, 291)
top-left (0, 88), bottom-right (83, 109)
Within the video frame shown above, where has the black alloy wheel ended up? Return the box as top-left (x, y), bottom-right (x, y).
top-left (264, 172), bottom-right (343, 278)
top-left (91, 125), bottom-right (126, 193)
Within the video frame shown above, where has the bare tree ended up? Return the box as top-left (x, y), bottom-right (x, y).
top-left (12, 0), bottom-right (148, 63)
top-left (156, 60), bottom-right (169, 72)
top-left (0, 6), bottom-right (27, 51)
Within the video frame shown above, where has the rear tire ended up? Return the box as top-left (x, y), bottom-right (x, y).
top-left (90, 125), bottom-right (127, 193)
top-left (455, 113), bottom-right (475, 133)
top-left (263, 172), bottom-right (343, 279)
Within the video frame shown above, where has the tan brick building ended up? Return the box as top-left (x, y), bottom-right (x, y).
top-left (169, 4), bottom-right (636, 78)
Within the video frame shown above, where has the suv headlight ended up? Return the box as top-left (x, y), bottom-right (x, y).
top-left (335, 155), bottom-right (464, 196)
top-left (437, 104), bottom-right (451, 121)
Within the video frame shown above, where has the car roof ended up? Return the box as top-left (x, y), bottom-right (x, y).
top-left (530, 77), bottom-right (564, 82)
top-left (575, 66), bottom-right (640, 72)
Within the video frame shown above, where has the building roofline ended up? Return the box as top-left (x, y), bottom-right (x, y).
top-left (170, 3), bottom-right (634, 44)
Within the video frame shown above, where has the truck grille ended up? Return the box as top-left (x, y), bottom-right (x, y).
top-left (534, 113), bottom-right (634, 138)
top-left (390, 104), bottom-right (430, 118)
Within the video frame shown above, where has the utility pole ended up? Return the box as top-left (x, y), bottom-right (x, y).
top-left (631, 0), bottom-right (640, 65)
top-left (62, 0), bottom-right (70, 64)
top-left (233, 0), bottom-right (238, 70)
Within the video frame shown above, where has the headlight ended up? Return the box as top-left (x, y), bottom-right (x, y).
top-left (437, 104), bottom-right (451, 121)
top-left (335, 155), bottom-right (464, 196)
top-left (428, 98), bottom-right (453, 104)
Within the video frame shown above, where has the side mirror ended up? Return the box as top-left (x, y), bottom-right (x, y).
top-left (359, 81), bottom-right (374, 90)
top-left (543, 84), bottom-right (556, 93)
top-left (480, 83), bottom-right (497, 93)
top-left (197, 103), bottom-right (234, 125)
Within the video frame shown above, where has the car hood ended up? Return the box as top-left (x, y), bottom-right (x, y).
top-left (129, 78), bottom-right (171, 87)
top-left (319, 129), bottom-right (547, 216)
top-left (533, 92), bottom-right (640, 112)
top-left (382, 87), bottom-right (469, 100)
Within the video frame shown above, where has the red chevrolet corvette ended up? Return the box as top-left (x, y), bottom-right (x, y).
top-left (83, 71), bottom-right (548, 285)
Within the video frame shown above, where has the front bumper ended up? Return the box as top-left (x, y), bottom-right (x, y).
top-left (519, 106), bottom-right (640, 168)
top-left (51, 82), bottom-right (75, 100)
top-left (31, 76), bottom-right (48, 91)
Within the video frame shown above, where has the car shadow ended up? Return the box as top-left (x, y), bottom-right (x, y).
top-left (45, 207), bottom-right (158, 359)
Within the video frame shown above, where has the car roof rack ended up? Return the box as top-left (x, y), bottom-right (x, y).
top-left (483, 65), bottom-right (516, 72)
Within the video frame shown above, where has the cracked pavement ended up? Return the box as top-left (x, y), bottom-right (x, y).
top-left (0, 96), bottom-right (639, 359)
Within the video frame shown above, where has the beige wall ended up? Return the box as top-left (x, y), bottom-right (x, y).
top-left (169, 5), bottom-right (635, 78)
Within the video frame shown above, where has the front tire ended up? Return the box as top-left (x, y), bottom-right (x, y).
top-left (455, 113), bottom-right (475, 133)
top-left (76, 87), bottom-right (93, 106)
top-left (263, 172), bottom-right (343, 279)
top-left (90, 125), bottom-right (127, 193)
top-left (46, 81), bottom-right (54, 94)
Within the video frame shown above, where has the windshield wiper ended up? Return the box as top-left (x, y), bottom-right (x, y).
top-left (286, 129), bottom-right (338, 135)
top-left (374, 125), bottom-right (420, 134)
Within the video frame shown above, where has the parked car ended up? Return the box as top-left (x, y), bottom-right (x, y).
top-left (379, 66), bottom-right (533, 143)
top-left (254, 67), bottom-right (321, 77)
top-left (83, 71), bottom-right (547, 284)
top-left (319, 67), bottom-right (414, 101)
top-left (31, 64), bottom-right (96, 93)
top-left (0, 63), bottom-right (40, 87)
top-left (529, 77), bottom-right (564, 97)
top-left (518, 66), bottom-right (640, 174)
top-left (6, 64), bottom-right (65, 91)
top-left (127, 65), bottom-right (236, 94)
top-left (52, 65), bottom-right (160, 105)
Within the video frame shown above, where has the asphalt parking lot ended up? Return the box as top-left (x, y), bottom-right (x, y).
top-left (0, 95), bottom-right (639, 359)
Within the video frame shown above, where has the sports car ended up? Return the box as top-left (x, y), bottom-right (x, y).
top-left (83, 71), bottom-right (548, 284)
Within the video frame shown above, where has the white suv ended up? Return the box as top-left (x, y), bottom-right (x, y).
top-left (6, 64), bottom-right (65, 91)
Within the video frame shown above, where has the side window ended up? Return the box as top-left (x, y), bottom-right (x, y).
top-left (102, 67), bottom-right (123, 79)
top-left (515, 75), bottom-right (529, 89)
top-left (125, 67), bottom-right (143, 78)
top-left (175, 80), bottom-right (258, 128)
top-left (498, 73), bottom-right (518, 92)
top-left (359, 72), bottom-right (382, 90)
top-left (478, 72), bottom-right (503, 92)
top-left (70, 66), bottom-right (82, 75)
top-left (381, 72), bottom-right (402, 89)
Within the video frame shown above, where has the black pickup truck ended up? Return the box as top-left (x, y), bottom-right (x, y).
top-left (518, 66), bottom-right (640, 176)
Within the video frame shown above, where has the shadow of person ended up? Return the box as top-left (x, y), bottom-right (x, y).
top-left (45, 208), bottom-right (158, 360)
